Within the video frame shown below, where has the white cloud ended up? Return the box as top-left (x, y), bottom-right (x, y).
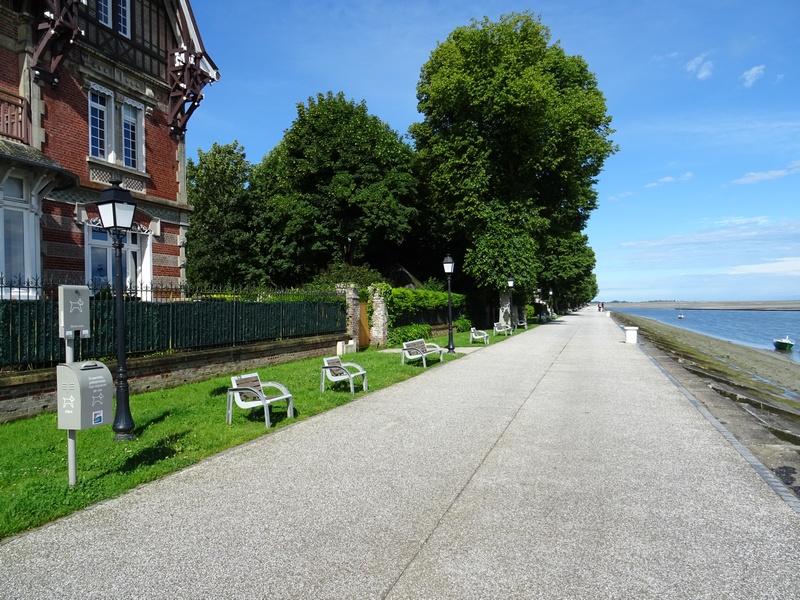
top-left (727, 257), bottom-right (800, 276)
top-left (607, 191), bottom-right (633, 201)
top-left (618, 219), bottom-right (800, 267)
top-left (740, 65), bottom-right (765, 88)
top-left (685, 54), bottom-right (713, 79)
top-left (732, 160), bottom-right (800, 184)
top-left (713, 216), bottom-right (770, 227)
top-left (645, 172), bottom-right (693, 188)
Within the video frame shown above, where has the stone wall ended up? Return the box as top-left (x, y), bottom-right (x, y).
top-left (336, 283), bottom-right (360, 349)
top-left (368, 286), bottom-right (388, 347)
top-left (0, 333), bottom-right (347, 424)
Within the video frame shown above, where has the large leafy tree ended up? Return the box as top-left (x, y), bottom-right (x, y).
top-left (538, 232), bottom-right (597, 311)
top-left (185, 141), bottom-right (256, 287)
top-left (410, 12), bottom-right (616, 296)
top-left (250, 92), bottom-right (418, 286)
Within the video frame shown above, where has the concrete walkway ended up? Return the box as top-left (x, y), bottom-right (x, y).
top-left (2, 308), bottom-right (799, 599)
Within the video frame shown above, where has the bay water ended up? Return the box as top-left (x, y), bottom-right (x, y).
top-left (609, 307), bottom-right (800, 365)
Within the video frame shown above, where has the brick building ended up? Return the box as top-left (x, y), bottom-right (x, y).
top-left (0, 0), bottom-right (218, 294)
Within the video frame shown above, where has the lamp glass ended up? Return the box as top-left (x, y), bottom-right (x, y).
top-left (113, 202), bottom-right (137, 230)
top-left (97, 181), bottom-right (137, 231)
top-left (507, 277), bottom-right (514, 288)
top-left (443, 254), bottom-right (455, 274)
top-left (97, 202), bottom-right (117, 229)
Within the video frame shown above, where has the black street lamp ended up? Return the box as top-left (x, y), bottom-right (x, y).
top-left (97, 180), bottom-right (137, 441)
top-left (443, 254), bottom-right (455, 354)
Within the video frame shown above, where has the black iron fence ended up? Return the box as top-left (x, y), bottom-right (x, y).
top-left (0, 279), bottom-right (347, 370)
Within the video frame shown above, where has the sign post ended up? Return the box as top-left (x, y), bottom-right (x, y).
top-left (57, 286), bottom-right (112, 486)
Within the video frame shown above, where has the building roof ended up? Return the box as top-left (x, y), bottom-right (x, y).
top-left (0, 138), bottom-right (79, 190)
top-left (175, 0), bottom-right (220, 82)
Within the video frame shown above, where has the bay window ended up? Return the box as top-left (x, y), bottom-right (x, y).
top-left (1, 175), bottom-right (39, 297)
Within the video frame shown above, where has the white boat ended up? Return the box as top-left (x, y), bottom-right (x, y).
top-left (773, 335), bottom-right (795, 351)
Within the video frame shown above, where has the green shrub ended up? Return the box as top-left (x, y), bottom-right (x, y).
top-left (453, 316), bottom-right (472, 332)
top-left (306, 262), bottom-right (386, 293)
top-left (420, 277), bottom-right (445, 292)
top-left (387, 324), bottom-right (432, 346)
top-left (386, 288), bottom-right (465, 327)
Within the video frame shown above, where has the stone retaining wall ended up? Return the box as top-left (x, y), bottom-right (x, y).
top-left (0, 333), bottom-right (348, 424)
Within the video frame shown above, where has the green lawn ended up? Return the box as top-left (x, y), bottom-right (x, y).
top-left (0, 326), bottom-right (527, 540)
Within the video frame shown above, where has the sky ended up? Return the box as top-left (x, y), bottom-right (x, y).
top-left (186, 0), bottom-right (800, 302)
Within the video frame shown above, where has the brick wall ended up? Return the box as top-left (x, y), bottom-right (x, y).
top-left (42, 199), bottom-right (85, 276)
top-left (41, 73), bottom-right (91, 179)
top-left (0, 333), bottom-right (348, 423)
top-left (0, 40), bottom-right (19, 90)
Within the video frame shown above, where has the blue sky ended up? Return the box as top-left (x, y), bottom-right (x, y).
top-left (187, 1), bottom-right (800, 302)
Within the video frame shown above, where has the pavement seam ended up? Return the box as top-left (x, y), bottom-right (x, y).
top-left (382, 325), bottom-right (579, 599)
top-left (637, 344), bottom-right (800, 516)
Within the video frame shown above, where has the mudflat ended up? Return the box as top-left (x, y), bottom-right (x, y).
top-left (609, 312), bottom-right (799, 402)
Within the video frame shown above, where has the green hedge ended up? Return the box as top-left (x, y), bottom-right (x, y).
top-left (386, 288), bottom-right (465, 327)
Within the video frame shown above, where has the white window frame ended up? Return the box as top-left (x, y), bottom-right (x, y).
top-left (116, 0), bottom-right (130, 38)
top-left (85, 223), bottom-right (153, 298)
top-left (0, 175), bottom-right (41, 298)
top-left (122, 98), bottom-right (145, 172)
top-left (88, 83), bottom-right (115, 163)
top-left (97, 0), bottom-right (111, 27)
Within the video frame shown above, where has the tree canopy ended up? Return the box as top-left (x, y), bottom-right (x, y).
top-left (184, 12), bottom-right (615, 307)
top-left (185, 141), bottom-right (254, 287)
top-left (248, 92), bottom-right (418, 286)
top-left (410, 12), bottom-right (616, 295)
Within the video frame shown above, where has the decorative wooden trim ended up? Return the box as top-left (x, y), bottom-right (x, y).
top-left (32, 0), bottom-right (85, 86)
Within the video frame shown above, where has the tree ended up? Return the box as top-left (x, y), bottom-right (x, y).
top-left (538, 232), bottom-right (597, 311)
top-left (410, 12), bottom-right (616, 295)
top-left (250, 92), bottom-right (418, 286)
top-left (185, 141), bottom-right (257, 287)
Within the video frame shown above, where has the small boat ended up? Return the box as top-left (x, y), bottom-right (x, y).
top-left (677, 312), bottom-right (684, 319)
top-left (773, 335), bottom-right (795, 351)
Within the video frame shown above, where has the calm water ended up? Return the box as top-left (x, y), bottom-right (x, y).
top-left (609, 307), bottom-right (800, 364)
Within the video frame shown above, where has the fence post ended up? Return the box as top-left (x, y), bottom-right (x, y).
top-left (335, 283), bottom-right (360, 349)
top-left (368, 285), bottom-right (388, 347)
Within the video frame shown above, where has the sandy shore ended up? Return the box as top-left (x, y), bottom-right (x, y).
top-left (610, 312), bottom-right (800, 403)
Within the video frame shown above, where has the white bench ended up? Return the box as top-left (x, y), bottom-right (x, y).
top-left (493, 322), bottom-right (512, 336)
top-left (516, 319), bottom-right (528, 329)
top-left (227, 373), bottom-right (294, 429)
top-left (321, 356), bottom-right (368, 396)
top-left (401, 338), bottom-right (444, 367)
top-left (470, 327), bottom-right (489, 344)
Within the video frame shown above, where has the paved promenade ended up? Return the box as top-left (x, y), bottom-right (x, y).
top-left (2, 308), bottom-right (799, 598)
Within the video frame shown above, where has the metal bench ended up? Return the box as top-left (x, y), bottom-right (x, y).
top-left (227, 373), bottom-right (294, 429)
top-left (401, 338), bottom-right (444, 367)
top-left (493, 322), bottom-right (513, 336)
top-left (470, 327), bottom-right (489, 344)
top-left (321, 356), bottom-right (368, 396)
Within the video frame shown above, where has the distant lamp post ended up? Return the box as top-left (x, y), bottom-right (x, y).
top-left (507, 276), bottom-right (514, 328)
top-left (549, 289), bottom-right (554, 316)
top-left (443, 254), bottom-right (455, 354)
top-left (97, 180), bottom-right (137, 441)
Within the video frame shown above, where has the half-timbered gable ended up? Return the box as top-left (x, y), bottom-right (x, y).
top-left (0, 0), bottom-right (218, 292)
